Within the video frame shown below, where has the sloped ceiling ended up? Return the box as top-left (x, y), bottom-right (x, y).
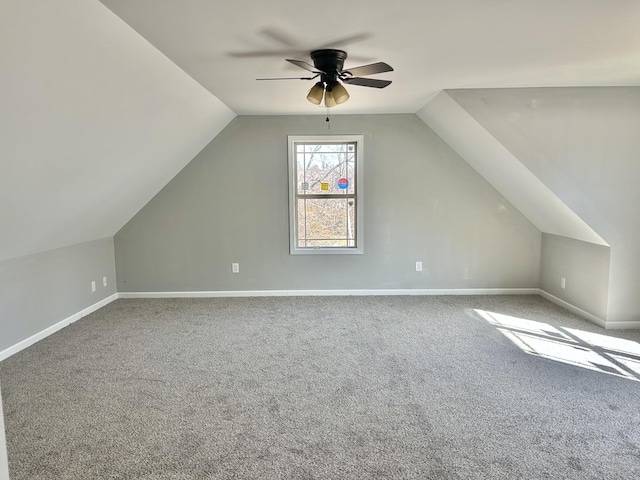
top-left (3, 0), bottom-right (639, 264)
top-left (417, 91), bottom-right (608, 246)
top-left (447, 87), bottom-right (640, 248)
top-left (0, 0), bottom-right (235, 261)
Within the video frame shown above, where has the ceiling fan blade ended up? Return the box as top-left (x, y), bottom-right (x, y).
top-left (286, 58), bottom-right (325, 74)
top-left (228, 48), bottom-right (310, 58)
top-left (256, 75), bottom-right (318, 81)
top-left (318, 33), bottom-right (371, 49)
top-left (260, 27), bottom-right (298, 47)
top-left (342, 62), bottom-right (394, 77)
top-left (342, 77), bottom-right (392, 88)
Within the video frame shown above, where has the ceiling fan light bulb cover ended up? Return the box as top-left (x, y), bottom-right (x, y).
top-left (306, 83), bottom-right (324, 105)
top-left (332, 82), bottom-right (349, 104)
top-left (324, 89), bottom-right (337, 107)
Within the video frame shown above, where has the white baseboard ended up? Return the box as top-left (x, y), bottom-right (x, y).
top-left (0, 293), bottom-right (119, 362)
top-left (538, 290), bottom-right (640, 330)
top-left (602, 320), bottom-right (640, 330)
top-left (539, 290), bottom-right (607, 328)
top-left (118, 288), bottom-right (539, 299)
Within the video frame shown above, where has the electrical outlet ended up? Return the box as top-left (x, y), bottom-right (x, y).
top-left (416, 261), bottom-right (423, 272)
top-left (91, 280), bottom-right (96, 293)
top-left (232, 263), bottom-right (239, 274)
top-left (561, 277), bottom-right (566, 290)
top-left (103, 276), bottom-right (107, 287)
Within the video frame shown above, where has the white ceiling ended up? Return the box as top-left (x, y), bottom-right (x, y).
top-left (100, 0), bottom-right (640, 115)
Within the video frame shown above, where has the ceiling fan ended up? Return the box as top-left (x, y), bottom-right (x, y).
top-left (257, 49), bottom-right (393, 107)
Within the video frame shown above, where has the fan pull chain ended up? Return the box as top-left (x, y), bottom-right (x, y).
top-left (326, 107), bottom-right (330, 130)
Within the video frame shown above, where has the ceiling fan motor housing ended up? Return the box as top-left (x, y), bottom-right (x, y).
top-left (311, 49), bottom-right (347, 85)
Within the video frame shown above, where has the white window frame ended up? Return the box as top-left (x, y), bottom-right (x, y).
top-left (288, 134), bottom-right (364, 255)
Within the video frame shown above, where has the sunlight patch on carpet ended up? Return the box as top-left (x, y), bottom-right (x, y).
top-left (475, 309), bottom-right (640, 382)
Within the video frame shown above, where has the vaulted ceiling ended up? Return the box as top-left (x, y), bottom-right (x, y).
top-left (2, 0), bottom-right (639, 262)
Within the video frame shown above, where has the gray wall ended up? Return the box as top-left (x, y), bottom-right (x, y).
top-left (540, 234), bottom-right (610, 321)
top-left (115, 114), bottom-right (540, 292)
top-left (0, 238), bottom-right (117, 353)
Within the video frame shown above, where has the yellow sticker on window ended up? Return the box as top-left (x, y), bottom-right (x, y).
top-left (321, 182), bottom-right (329, 191)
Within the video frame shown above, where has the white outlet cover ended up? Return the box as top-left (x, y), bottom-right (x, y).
top-left (232, 263), bottom-right (239, 273)
top-left (91, 281), bottom-right (96, 292)
top-left (103, 276), bottom-right (108, 287)
top-left (416, 261), bottom-right (423, 272)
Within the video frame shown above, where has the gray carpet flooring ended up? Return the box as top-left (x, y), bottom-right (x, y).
top-left (2, 295), bottom-right (640, 479)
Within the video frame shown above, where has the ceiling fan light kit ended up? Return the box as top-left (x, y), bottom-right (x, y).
top-left (324, 89), bottom-right (337, 107)
top-left (258, 49), bottom-right (393, 108)
top-left (330, 82), bottom-right (350, 104)
top-left (306, 82), bottom-right (325, 105)
top-left (305, 80), bottom-right (349, 107)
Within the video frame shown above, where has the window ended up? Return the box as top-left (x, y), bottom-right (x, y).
top-left (288, 135), bottom-right (363, 254)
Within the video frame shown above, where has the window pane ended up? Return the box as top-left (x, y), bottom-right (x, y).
top-left (296, 143), bottom-right (355, 195)
top-left (289, 135), bottom-right (363, 255)
top-left (297, 198), bottom-right (357, 248)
